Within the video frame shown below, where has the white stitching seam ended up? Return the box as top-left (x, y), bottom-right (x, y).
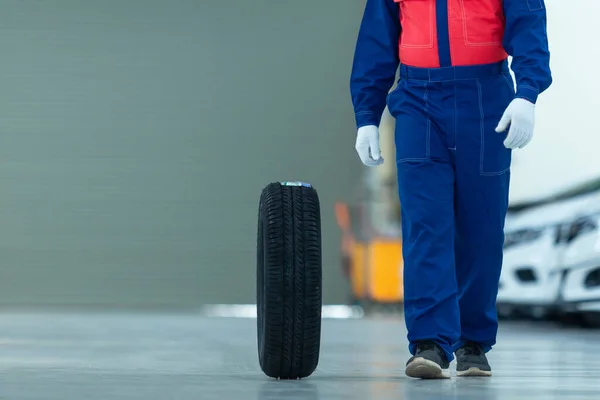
top-left (399, 0), bottom-right (435, 49)
top-left (526, 0), bottom-right (544, 12)
top-left (452, 82), bottom-right (458, 150)
top-left (424, 82), bottom-right (431, 160)
top-left (519, 84), bottom-right (539, 93)
top-left (502, 74), bottom-right (515, 94)
top-left (477, 80), bottom-right (485, 174)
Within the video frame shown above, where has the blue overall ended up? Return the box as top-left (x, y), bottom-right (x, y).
top-left (350, 0), bottom-right (552, 362)
top-left (389, 61), bottom-right (514, 361)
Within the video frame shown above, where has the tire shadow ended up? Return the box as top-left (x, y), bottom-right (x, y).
top-left (258, 380), bottom-right (319, 400)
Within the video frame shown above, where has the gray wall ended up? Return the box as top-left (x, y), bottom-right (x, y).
top-left (0, 1), bottom-right (365, 308)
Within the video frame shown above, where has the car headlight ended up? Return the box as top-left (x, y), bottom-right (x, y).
top-left (563, 216), bottom-right (598, 244)
top-left (503, 228), bottom-right (544, 249)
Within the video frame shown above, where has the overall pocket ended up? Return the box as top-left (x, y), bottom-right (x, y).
top-left (526, 0), bottom-right (544, 11)
top-left (389, 80), bottom-right (431, 163)
top-left (395, 0), bottom-right (435, 48)
top-left (459, 0), bottom-right (504, 46)
top-left (478, 76), bottom-right (513, 176)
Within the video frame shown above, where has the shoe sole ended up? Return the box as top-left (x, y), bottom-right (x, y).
top-left (456, 367), bottom-right (492, 377)
top-left (405, 357), bottom-right (450, 379)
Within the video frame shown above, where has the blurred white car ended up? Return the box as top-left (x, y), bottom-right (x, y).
top-left (498, 207), bottom-right (563, 319)
top-left (497, 189), bottom-right (600, 319)
top-left (557, 210), bottom-right (600, 327)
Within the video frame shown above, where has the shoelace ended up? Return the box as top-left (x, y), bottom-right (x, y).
top-left (461, 342), bottom-right (483, 356)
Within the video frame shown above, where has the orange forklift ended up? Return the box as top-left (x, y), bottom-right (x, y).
top-left (335, 199), bottom-right (404, 310)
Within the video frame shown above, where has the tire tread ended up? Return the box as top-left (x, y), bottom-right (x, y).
top-left (257, 182), bottom-right (321, 379)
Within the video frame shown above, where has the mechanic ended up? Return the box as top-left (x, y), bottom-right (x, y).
top-left (350, 0), bottom-right (552, 378)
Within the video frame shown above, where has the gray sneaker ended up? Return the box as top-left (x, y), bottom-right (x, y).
top-left (455, 342), bottom-right (492, 377)
top-left (405, 340), bottom-right (451, 379)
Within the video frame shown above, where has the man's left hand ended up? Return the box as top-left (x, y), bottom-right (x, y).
top-left (495, 98), bottom-right (535, 149)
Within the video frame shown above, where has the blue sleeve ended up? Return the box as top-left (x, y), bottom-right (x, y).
top-left (503, 0), bottom-right (552, 104)
top-left (350, 0), bottom-right (401, 129)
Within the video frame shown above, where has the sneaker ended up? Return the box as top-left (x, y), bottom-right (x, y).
top-left (405, 340), bottom-right (451, 379)
top-left (455, 342), bottom-right (492, 377)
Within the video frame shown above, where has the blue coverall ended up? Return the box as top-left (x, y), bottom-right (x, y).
top-left (350, 0), bottom-right (552, 361)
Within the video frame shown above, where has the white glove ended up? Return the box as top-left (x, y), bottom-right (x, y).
top-left (355, 125), bottom-right (384, 166)
top-left (495, 98), bottom-right (536, 149)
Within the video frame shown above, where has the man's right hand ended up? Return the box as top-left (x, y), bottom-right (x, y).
top-left (355, 125), bottom-right (384, 166)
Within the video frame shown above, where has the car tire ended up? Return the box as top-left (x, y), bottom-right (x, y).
top-left (580, 311), bottom-right (600, 328)
top-left (256, 181), bottom-right (322, 379)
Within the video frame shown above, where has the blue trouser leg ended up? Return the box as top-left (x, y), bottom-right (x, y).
top-left (452, 74), bottom-right (513, 353)
top-left (389, 78), bottom-right (459, 363)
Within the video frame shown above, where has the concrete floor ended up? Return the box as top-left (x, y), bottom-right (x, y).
top-left (0, 312), bottom-right (597, 399)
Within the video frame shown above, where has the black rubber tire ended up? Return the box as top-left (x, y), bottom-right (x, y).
top-left (556, 312), bottom-right (586, 327)
top-left (580, 312), bottom-right (600, 328)
top-left (256, 182), bottom-right (322, 379)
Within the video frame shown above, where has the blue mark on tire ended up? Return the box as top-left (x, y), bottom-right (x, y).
top-left (280, 181), bottom-right (312, 188)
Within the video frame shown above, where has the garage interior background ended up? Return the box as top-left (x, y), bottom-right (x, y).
top-left (0, 0), bottom-right (597, 315)
top-left (0, 0), bottom-right (367, 308)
